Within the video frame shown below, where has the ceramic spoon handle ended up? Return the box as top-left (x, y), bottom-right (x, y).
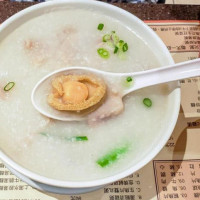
top-left (122, 58), bottom-right (200, 96)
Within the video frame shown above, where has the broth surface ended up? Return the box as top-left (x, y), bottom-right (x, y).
top-left (0, 9), bottom-right (169, 181)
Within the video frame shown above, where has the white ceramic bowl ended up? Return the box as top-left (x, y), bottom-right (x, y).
top-left (0, 0), bottom-right (180, 195)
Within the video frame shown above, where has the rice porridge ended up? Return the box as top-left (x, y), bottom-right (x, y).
top-left (0, 9), bottom-right (170, 181)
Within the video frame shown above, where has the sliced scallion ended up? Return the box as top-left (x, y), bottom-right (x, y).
top-left (97, 48), bottom-right (110, 59)
top-left (143, 98), bottom-right (152, 107)
top-left (114, 46), bottom-right (119, 54)
top-left (4, 82), bottom-right (15, 92)
top-left (126, 77), bottom-right (132, 82)
top-left (98, 28), bottom-right (128, 58)
top-left (123, 76), bottom-right (133, 87)
top-left (117, 40), bottom-right (124, 49)
top-left (103, 34), bottom-right (111, 42)
top-left (122, 43), bottom-right (128, 52)
top-left (69, 136), bottom-right (88, 142)
top-left (97, 145), bottom-right (129, 168)
top-left (98, 23), bottom-right (104, 31)
top-left (40, 132), bottom-right (88, 142)
top-left (111, 32), bottom-right (119, 45)
top-left (40, 132), bottom-right (50, 137)
top-left (106, 41), bottom-right (115, 48)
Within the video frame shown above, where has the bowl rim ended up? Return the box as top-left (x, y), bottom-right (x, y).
top-left (0, 0), bottom-right (181, 188)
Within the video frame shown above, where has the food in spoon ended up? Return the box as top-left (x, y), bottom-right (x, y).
top-left (48, 74), bottom-right (106, 111)
top-left (88, 89), bottom-right (124, 124)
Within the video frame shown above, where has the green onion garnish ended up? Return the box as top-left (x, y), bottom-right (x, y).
top-left (69, 136), bottom-right (88, 142)
top-left (126, 77), bottom-right (132, 82)
top-left (99, 29), bottom-right (128, 58)
top-left (117, 40), bottom-right (124, 49)
top-left (107, 41), bottom-right (115, 48)
top-left (40, 132), bottom-right (88, 142)
top-left (97, 48), bottom-right (110, 59)
top-left (40, 132), bottom-right (50, 137)
top-left (111, 32), bottom-right (119, 45)
top-left (114, 46), bottom-right (119, 54)
top-left (103, 34), bottom-right (111, 42)
top-left (122, 43), bottom-right (128, 52)
top-left (98, 23), bottom-right (104, 31)
top-left (4, 82), bottom-right (15, 91)
top-left (123, 76), bottom-right (133, 87)
top-left (143, 98), bottom-right (152, 107)
top-left (97, 145), bottom-right (129, 168)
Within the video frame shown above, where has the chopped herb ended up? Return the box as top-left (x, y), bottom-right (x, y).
top-left (99, 30), bottom-right (128, 58)
top-left (117, 40), bottom-right (124, 49)
top-left (111, 32), bottom-right (119, 45)
top-left (103, 34), bottom-right (111, 42)
top-left (123, 75), bottom-right (133, 87)
top-left (106, 41), bottom-right (114, 48)
top-left (40, 132), bottom-right (50, 137)
top-left (126, 77), bottom-right (132, 82)
top-left (122, 43), bottom-right (128, 52)
top-left (69, 136), bottom-right (88, 142)
top-left (40, 132), bottom-right (88, 142)
top-left (97, 145), bottom-right (129, 167)
top-left (143, 98), bottom-right (152, 107)
top-left (97, 48), bottom-right (110, 59)
top-left (4, 82), bottom-right (15, 92)
top-left (114, 46), bottom-right (119, 54)
top-left (98, 23), bottom-right (104, 31)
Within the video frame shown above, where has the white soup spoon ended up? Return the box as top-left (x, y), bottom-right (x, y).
top-left (31, 58), bottom-right (200, 121)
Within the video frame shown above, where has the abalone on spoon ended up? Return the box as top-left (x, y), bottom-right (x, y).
top-left (31, 58), bottom-right (200, 122)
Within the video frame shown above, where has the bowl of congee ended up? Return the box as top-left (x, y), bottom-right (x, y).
top-left (0, 0), bottom-right (180, 194)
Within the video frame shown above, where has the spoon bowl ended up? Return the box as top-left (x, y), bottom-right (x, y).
top-left (31, 58), bottom-right (200, 122)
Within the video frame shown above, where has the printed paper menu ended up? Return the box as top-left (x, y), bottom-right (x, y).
top-left (154, 160), bottom-right (200, 200)
top-left (0, 20), bottom-right (200, 200)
